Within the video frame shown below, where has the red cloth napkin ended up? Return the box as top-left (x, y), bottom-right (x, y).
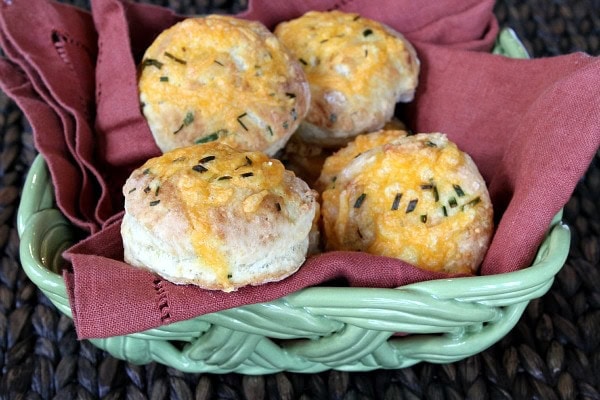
top-left (1, 0), bottom-right (599, 339)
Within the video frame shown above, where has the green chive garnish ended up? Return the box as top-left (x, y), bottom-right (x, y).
top-left (363, 29), bottom-right (373, 37)
top-left (299, 58), bottom-right (308, 65)
top-left (174, 112), bottom-right (194, 134)
top-left (285, 92), bottom-right (296, 99)
top-left (159, 76), bottom-right (169, 82)
top-left (195, 132), bottom-right (220, 144)
top-left (245, 156), bottom-right (253, 166)
top-left (164, 51), bottom-right (186, 64)
top-left (144, 186), bottom-right (151, 194)
top-left (142, 58), bottom-right (163, 69)
top-left (149, 200), bottom-right (160, 206)
top-left (420, 184), bottom-right (433, 190)
top-left (128, 188), bottom-right (136, 194)
top-left (143, 168), bottom-right (151, 175)
top-left (183, 112), bottom-right (194, 126)
top-left (218, 176), bottom-right (232, 181)
top-left (192, 164), bottom-right (208, 173)
top-left (267, 126), bottom-right (273, 136)
top-left (214, 60), bottom-right (224, 66)
top-left (442, 206), bottom-right (448, 216)
top-left (420, 214), bottom-right (427, 223)
top-left (391, 193), bottom-right (402, 211)
top-left (354, 193), bottom-right (367, 208)
top-left (425, 141), bottom-right (437, 147)
top-left (463, 197), bottom-right (481, 210)
top-left (406, 199), bottom-right (418, 213)
top-left (453, 184), bottom-right (465, 197)
top-left (199, 155), bottom-right (216, 164)
top-left (241, 172), bottom-right (254, 178)
top-left (433, 186), bottom-right (439, 202)
top-left (237, 113), bottom-right (248, 131)
top-left (449, 197), bottom-right (458, 208)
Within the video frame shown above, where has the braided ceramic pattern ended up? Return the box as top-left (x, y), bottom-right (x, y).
top-left (16, 29), bottom-right (571, 374)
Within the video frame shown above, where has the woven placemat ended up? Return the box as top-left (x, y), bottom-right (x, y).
top-left (1, 0), bottom-right (598, 398)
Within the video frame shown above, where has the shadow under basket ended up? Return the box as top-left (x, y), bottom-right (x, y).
top-left (16, 29), bottom-right (571, 374)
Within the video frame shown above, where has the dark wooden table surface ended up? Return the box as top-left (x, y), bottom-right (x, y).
top-left (0, 0), bottom-right (598, 398)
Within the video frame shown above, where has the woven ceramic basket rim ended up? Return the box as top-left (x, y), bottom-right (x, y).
top-left (17, 28), bottom-right (571, 374)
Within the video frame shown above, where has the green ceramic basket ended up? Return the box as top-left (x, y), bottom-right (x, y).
top-left (17, 29), bottom-right (570, 374)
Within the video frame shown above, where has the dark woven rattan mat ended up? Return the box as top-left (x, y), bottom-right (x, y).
top-left (1, 0), bottom-right (599, 398)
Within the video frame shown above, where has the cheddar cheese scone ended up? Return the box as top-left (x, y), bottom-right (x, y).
top-left (121, 142), bottom-right (318, 292)
top-left (138, 16), bottom-right (310, 156)
top-left (274, 11), bottom-right (419, 147)
top-left (321, 133), bottom-right (493, 274)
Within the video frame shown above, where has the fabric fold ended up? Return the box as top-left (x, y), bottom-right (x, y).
top-left (64, 220), bottom-right (453, 337)
top-left (90, 0), bottom-right (165, 214)
top-left (239, 0), bottom-right (498, 51)
top-left (404, 44), bottom-right (600, 274)
top-left (0, 0), bottom-right (105, 231)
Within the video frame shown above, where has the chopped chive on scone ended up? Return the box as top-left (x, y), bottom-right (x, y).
top-left (138, 15), bottom-right (310, 156)
top-left (121, 142), bottom-right (318, 292)
top-left (320, 133), bottom-right (493, 274)
top-left (274, 11), bottom-right (420, 147)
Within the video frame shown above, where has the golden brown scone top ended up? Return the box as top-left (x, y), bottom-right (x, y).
top-left (274, 11), bottom-right (419, 144)
top-left (316, 129), bottom-right (408, 192)
top-left (139, 15), bottom-right (310, 155)
top-left (321, 133), bottom-right (493, 274)
top-left (123, 142), bottom-right (317, 289)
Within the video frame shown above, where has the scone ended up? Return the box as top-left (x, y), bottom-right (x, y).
top-left (280, 124), bottom-right (408, 187)
top-left (316, 129), bottom-right (408, 192)
top-left (138, 15), bottom-right (310, 156)
top-left (279, 133), bottom-right (334, 187)
top-left (321, 133), bottom-right (493, 274)
top-left (121, 142), bottom-right (318, 292)
top-left (274, 11), bottom-right (419, 147)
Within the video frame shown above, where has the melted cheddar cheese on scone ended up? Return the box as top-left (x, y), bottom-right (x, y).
top-left (274, 11), bottom-right (419, 147)
top-left (139, 16), bottom-right (310, 156)
top-left (121, 142), bottom-right (318, 291)
top-left (321, 133), bottom-right (493, 274)
top-left (316, 129), bottom-right (408, 192)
